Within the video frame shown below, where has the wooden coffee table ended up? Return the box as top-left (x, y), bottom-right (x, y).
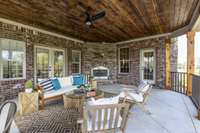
top-left (63, 89), bottom-right (104, 109)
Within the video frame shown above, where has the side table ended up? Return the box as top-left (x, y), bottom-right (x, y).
top-left (18, 92), bottom-right (39, 115)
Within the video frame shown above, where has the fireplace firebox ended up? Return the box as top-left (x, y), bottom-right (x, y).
top-left (91, 66), bottom-right (109, 80)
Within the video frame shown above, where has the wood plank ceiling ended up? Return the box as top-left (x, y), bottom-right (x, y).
top-left (0, 0), bottom-right (198, 42)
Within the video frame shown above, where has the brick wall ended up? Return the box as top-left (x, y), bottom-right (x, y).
top-left (117, 38), bottom-right (167, 88)
top-left (0, 22), bottom-right (83, 99)
top-left (82, 43), bottom-right (117, 81)
top-left (0, 22), bottom-right (177, 99)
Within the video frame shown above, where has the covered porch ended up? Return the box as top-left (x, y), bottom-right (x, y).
top-left (0, 0), bottom-right (200, 133)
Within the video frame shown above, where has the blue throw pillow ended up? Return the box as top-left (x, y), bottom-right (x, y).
top-left (73, 74), bottom-right (85, 85)
top-left (51, 79), bottom-right (61, 90)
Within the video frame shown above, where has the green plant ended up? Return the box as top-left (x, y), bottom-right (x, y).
top-left (25, 80), bottom-right (33, 89)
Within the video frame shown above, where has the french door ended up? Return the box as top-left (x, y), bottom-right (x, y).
top-left (140, 49), bottom-right (156, 84)
top-left (34, 46), bottom-right (65, 81)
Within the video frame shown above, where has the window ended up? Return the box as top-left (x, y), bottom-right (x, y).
top-left (119, 47), bottom-right (130, 73)
top-left (0, 39), bottom-right (25, 79)
top-left (72, 50), bottom-right (81, 74)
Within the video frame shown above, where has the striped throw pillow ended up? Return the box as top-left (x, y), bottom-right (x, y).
top-left (39, 79), bottom-right (54, 92)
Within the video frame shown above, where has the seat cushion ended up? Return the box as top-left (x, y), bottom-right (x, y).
top-left (57, 76), bottom-right (73, 88)
top-left (119, 91), bottom-right (143, 102)
top-left (51, 79), bottom-right (61, 90)
top-left (44, 85), bottom-right (77, 98)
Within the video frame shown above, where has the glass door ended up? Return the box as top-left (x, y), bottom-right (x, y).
top-left (140, 49), bottom-right (155, 84)
top-left (53, 50), bottom-right (64, 77)
top-left (36, 48), bottom-right (50, 80)
top-left (35, 46), bottom-right (65, 82)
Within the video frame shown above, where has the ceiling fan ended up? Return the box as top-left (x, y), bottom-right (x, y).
top-left (84, 11), bottom-right (106, 27)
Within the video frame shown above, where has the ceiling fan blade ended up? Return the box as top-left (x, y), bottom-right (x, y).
top-left (85, 11), bottom-right (90, 18)
top-left (92, 11), bottom-right (106, 21)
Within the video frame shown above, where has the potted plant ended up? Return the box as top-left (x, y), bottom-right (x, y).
top-left (25, 80), bottom-right (33, 93)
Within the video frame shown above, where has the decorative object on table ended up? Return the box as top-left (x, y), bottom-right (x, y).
top-left (91, 80), bottom-right (97, 90)
top-left (88, 75), bottom-right (94, 83)
top-left (18, 92), bottom-right (39, 115)
top-left (86, 90), bottom-right (96, 97)
top-left (0, 101), bottom-right (17, 133)
top-left (24, 80), bottom-right (33, 93)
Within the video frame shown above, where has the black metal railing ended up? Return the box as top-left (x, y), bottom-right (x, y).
top-left (171, 72), bottom-right (188, 94)
top-left (191, 74), bottom-right (200, 109)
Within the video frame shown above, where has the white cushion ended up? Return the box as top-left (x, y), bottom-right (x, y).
top-left (44, 85), bottom-right (77, 98)
top-left (119, 91), bottom-right (144, 102)
top-left (57, 76), bottom-right (73, 88)
top-left (88, 96), bottom-right (119, 106)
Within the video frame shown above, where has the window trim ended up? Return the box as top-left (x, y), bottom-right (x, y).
top-left (118, 47), bottom-right (130, 74)
top-left (72, 50), bottom-right (81, 74)
top-left (0, 38), bottom-right (26, 80)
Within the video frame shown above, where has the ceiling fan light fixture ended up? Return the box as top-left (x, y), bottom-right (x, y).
top-left (86, 21), bottom-right (92, 26)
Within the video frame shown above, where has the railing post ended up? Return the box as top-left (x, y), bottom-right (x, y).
top-left (165, 39), bottom-right (171, 89)
top-left (187, 32), bottom-right (195, 96)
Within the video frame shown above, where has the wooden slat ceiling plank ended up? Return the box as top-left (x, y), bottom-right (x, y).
top-left (127, 0), bottom-right (155, 34)
top-left (92, 0), bottom-right (136, 39)
top-left (176, 0), bottom-right (183, 29)
top-left (109, 0), bottom-right (144, 34)
top-left (156, 0), bottom-right (170, 33)
top-left (144, 0), bottom-right (163, 34)
top-left (185, 0), bottom-right (199, 25)
top-left (169, 0), bottom-right (176, 31)
top-left (152, 0), bottom-right (164, 33)
top-left (173, 0), bottom-right (182, 30)
top-left (113, 0), bottom-right (147, 35)
top-left (177, 0), bottom-right (188, 28)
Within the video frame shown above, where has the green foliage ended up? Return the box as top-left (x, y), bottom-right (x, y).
top-left (25, 80), bottom-right (33, 89)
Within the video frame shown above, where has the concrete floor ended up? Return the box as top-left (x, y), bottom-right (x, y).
top-left (10, 85), bottom-right (200, 133)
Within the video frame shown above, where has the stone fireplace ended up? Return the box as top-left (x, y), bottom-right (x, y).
top-left (91, 66), bottom-right (109, 80)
